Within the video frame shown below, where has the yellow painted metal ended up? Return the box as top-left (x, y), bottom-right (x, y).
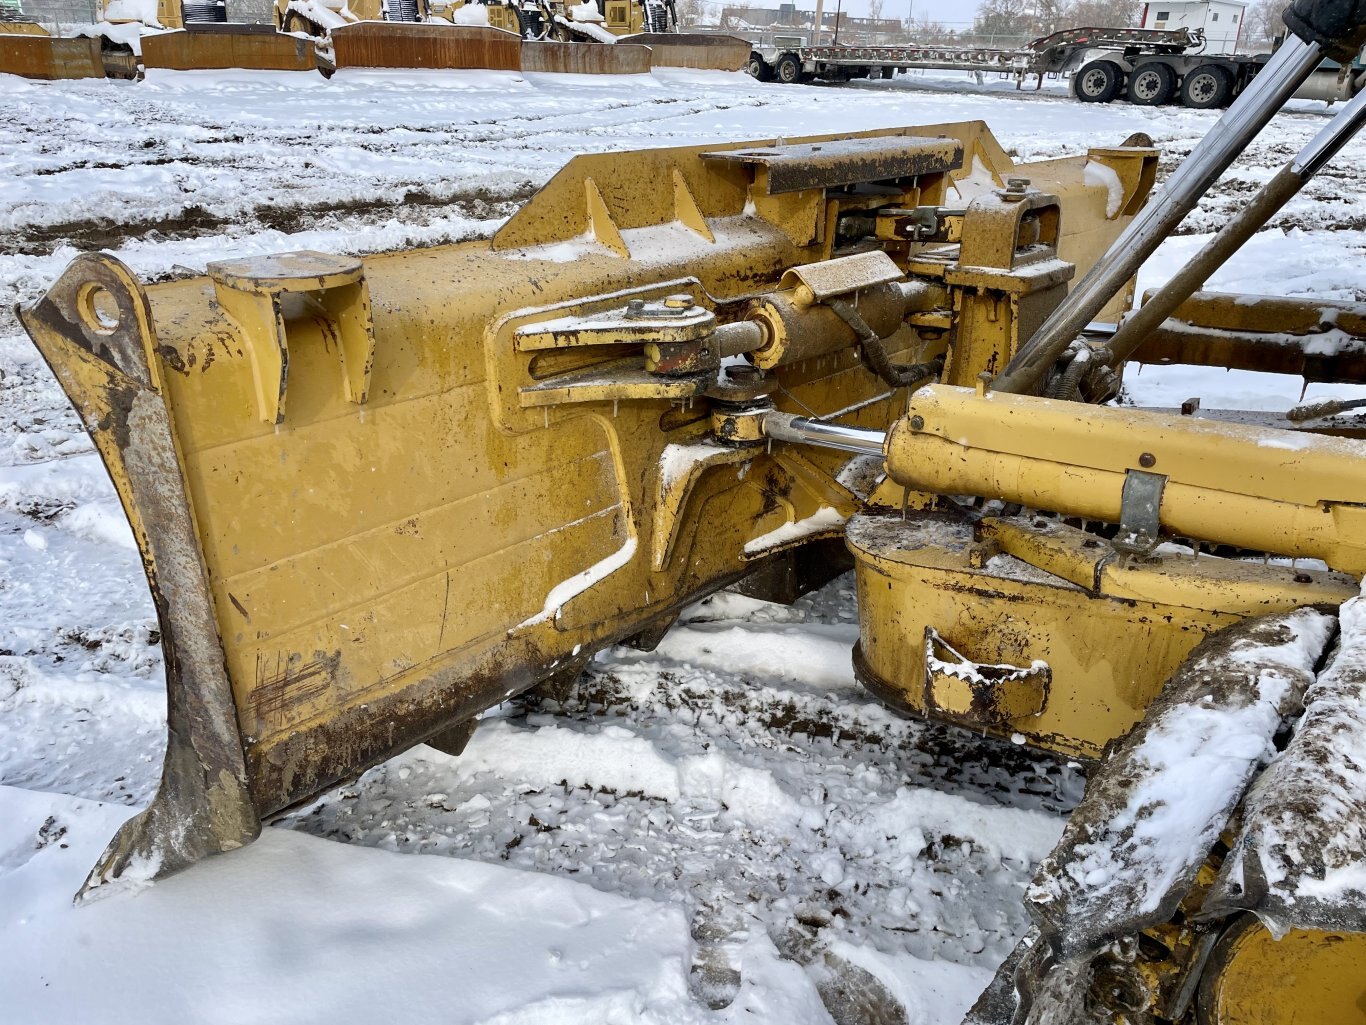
top-left (937, 188), bottom-right (1074, 387)
top-left (97, 0), bottom-right (182, 25)
top-left (1134, 289), bottom-right (1366, 386)
top-left (206, 251), bottom-right (374, 425)
top-left (18, 121), bottom-right (1150, 891)
top-left (1020, 142), bottom-right (1160, 323)
top-left (1, 19), bottom-right (50, 34)
top-left (848, 513), bottom-right (1357, 759)
top-left (1197, 917), bottom-right (1366, 1025)
top-left (887, 384), bottom-right (1366, 576)
top-left (922, 626), bottom-right (1049, 724)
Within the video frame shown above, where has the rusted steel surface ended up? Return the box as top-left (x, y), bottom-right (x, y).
top-left (623, 31), bottom-right (749, 70)
top-left (1135, 289), bottom-right (1366, 383)
top-left (0, 33), bottom-right (104, 79)
top-left (19, 254), bottom-right (261, 897)
top-left (332, 22), bottom-right (520, 70)
top-left (144, 26), bottom-right (318, 71)
top-left (701, 136), bottom-right (964, 195)
top-left (520, 39), bottom-right (650, 75)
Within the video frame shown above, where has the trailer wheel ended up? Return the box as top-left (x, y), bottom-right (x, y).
top-left (747, 53), bottom-right (772, 81)
top-left (1126, 62), bottom-right (1177, 105)
top-left (775, 53), bottom-right (802, 84)
top-left (1074, 60), bottom-right (1123, 103)
top-left (1182, 64), bottom-right (1233, 108)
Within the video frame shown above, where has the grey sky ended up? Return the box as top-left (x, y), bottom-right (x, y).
top-left (827, 0), bottom-right (982, 27)
top-left (703, 0), bottom-right (982, 28)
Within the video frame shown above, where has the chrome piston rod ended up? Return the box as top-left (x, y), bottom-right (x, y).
top-left (763, 411), bottom-right (886, 455)
top-left (991, 35), bottom-right (1326, 396)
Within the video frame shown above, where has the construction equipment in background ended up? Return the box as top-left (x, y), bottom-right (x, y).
top-left (1071, 28), bottom-right (1366, 108)
top-left (0, 0), bottom-right (139, 77)
top-left (274, 0), bottom-right (749, 70)
top-left (0, 0), bottom-right (744, 78)
top-left (18, 0), bottom-right (1366, 1020)
top-left (749, 20), bottom-right (1364, 109)
top-left (748, 25), bottom-right (1202, 90)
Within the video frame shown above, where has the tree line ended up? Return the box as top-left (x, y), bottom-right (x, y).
top-left (897, 0), bottom-right (1295, 48)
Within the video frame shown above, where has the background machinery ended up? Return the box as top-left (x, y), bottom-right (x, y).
top-left (18, 0), bottom-right (1366, 1021)
top-left (748, 20), bottom-right (1364, 110)
top-left (0, 0), bottom-right (745, 78)
top-left (747, 25), bottom-right (1199, 90)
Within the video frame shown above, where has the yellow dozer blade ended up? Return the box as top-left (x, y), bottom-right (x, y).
top-left (330, 22), bottom-right (522, 71)
top-left (142, 23), bottom-right (320, 73)
top-left (621, 31), bottom-right (751, 70)
top-left (0, 25), bottom-right (136, 80)
top-left (18, 122), bottom-right (1158, 897)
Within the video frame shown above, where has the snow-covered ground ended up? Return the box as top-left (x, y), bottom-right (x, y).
top-left (2, 65), bottom-right (1365, 1025)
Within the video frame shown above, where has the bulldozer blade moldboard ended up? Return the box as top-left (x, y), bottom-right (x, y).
top-left (621, 32), bottom-right (751, 70)
top-left (143, 24), bottom-right (319, 73)
top-left (331, 22), bottom-right (520, 71)
top-left (520, 39), bottom-right (650, 74)
top-left (21, 125), bottom-right (1043, 896)
top-left (0, 32), bottom-right (105, 79)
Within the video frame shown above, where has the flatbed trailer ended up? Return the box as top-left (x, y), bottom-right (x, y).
top-left (749, 24), bottom-right (1365, 109)
top-left (747, 25), bottom-right (1198, 88)
top-left (1072, 41), bottom-right (1363, 107)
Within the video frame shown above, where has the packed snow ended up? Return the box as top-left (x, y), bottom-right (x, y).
top-left (3, 62), bottom-right (1366, 1025)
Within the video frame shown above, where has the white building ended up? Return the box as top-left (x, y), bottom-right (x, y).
top-left (1141, 0), bottom-right (1248, 54)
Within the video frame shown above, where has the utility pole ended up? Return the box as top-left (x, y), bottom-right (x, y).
top-left (814, 0), bottom-right (825, 43)
top-left (833, 0), bottom-right (841, 43)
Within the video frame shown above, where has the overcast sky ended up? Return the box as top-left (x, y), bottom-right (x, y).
top-left (870, 0), bottom-right (980, 26)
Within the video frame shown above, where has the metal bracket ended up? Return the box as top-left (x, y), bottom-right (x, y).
top-left (922, 626), bottom-right (1050, 726)
top-left (207, 251), bottom-right (375, 425)
top-left (1112, 468), bottom-right (1167, 556)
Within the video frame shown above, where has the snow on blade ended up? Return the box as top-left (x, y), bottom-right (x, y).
top-left (1082, 160), bottom-right (1123, 219)
top-left (1206, 588), bottom-right (1366, 937)
top-left (742, 507), bottom-right (847, 556)
top-left (1024, 608), bottom-right (1336, 958)
top-left (524, 534), bottom-right (637, 626)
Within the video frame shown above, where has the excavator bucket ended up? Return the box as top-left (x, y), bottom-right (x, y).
top-left (17, 122), bottom-right (1155, 898)
top-left (621, 31), bottom-right (751, 70)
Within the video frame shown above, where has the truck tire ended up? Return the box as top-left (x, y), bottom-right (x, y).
top-left (1074, 60), bottom-right (1123, 102)
top-left (1182, 64), bottom-right (1234, 108)
top-left (1126, 61), bottom-right (1177, 105)
top-left (747, 53), bottom-right (772, 81)
top-left (775, 53), bottom-right (802, 84)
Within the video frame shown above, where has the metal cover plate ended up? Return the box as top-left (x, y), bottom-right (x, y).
top-left (701, 136), bottom-right (964, 195)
